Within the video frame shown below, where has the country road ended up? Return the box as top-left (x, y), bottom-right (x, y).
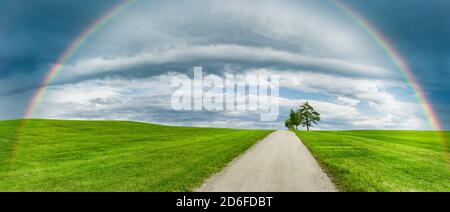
top-left (196, 131), bottom-right (337, 192)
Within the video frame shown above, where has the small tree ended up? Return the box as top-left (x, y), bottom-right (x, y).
top-left (284, 119), bottom-right (293, 130)
top-left (298, 102), bottom-right (320, 131)
top-left (289, 109), bottom-right (302, 130)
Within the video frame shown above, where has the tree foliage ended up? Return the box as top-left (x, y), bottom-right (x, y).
top-left (284, 102), bottom-right (320, 131)
top-left (285, 119), bottom-right (293, 130)
top-left (298, 102), bottom-right (320, 131)
top-left (288, 109), bottom-right (302, 130)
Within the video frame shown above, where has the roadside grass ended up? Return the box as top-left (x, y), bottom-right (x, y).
top-left (0, 119), bottom-right (272, 191)
top-left (295, 130), bottom-right (449, 192)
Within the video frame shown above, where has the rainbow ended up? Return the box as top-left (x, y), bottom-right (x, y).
top-left (24, 0), bottom-right (136, 119)
top-left (331, 0), bottom-right (447, 159)
top-left (331, 0), bottom-right (442, 132)
top-left (7, 0), bottom-right (136, 163)
top-left (10, 0), bottom-right (446, 162)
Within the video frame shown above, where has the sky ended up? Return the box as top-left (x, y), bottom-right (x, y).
top-left (0, 0), bottom-right (448, 130)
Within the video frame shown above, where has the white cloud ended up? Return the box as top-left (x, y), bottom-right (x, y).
top-left (36, 70), bottom-right (427, 130)
top-left (87, 0), bottom-right (380, 60)
top-left (336, 96), bottom-right (360, 106)
top-left (254, 69), bottom-right (401, 104)
top-left (57, 44), bottom-right (393, 81)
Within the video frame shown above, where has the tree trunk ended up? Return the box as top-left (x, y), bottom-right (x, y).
top-left (305, 117), bottom-right (310, 131)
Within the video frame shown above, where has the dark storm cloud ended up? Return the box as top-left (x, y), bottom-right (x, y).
top-left (0, 0), bottom-right (388, 95)
top-left (342, 0), bottom-right (450, 128)
top-left (343, 0), bottom-right (450, 89)
top-left (0, 0), bottom-right (122, 83)
top-left (0, 0), bottom-right (124, 118)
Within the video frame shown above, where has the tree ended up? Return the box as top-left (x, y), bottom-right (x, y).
top-left (284, 119), bottom-right (293, 130)
top-left (284, 102), bottom-right (321, 131)
top-left (288, 109), bottom-right (302, 130)
top-left (298, 102), bottom-right (320, 131)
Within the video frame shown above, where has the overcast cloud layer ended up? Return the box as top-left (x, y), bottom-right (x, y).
top-left (1, 0), bottom-right (448, 129)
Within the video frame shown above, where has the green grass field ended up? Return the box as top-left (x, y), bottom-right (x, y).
top-left (0, 119), bottom-right (272, 191)
top-left (295, 130), bottom-right (450, 192)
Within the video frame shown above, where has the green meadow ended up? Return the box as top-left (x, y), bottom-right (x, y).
top-left (1, 119), bottom-right (448, 192)
top-left (0, 119), bottom-right (272, 191)
top-left (295, 130), bottom-right (450, 192)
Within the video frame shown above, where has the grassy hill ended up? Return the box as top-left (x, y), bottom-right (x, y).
top-left (0, 119), bottom-right (272, 191)
top-left (2, 119), bottom-right (447, 192)
top-left (295, 130), bottom-right (450, 192)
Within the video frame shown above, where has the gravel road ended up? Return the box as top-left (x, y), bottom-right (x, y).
top-left (196, 130), bottom-right (337, 192)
